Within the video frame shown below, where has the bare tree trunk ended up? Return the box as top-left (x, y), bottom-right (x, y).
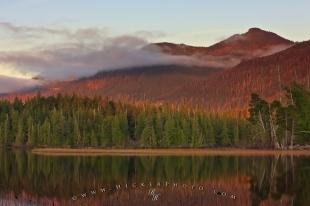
top-left (289, 86), bottom-right (295, 150)
top-left (290, 155), bottom-right (296, 205)
top-left (270, 155), bottom-right (279, 195)
top-left (269, 106), bottom-right (279, 149)
top-left (258, 111), bottom-right (266, 132)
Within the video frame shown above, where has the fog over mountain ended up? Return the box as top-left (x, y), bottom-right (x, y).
top-left (0, 24), bottom-right (294, 94)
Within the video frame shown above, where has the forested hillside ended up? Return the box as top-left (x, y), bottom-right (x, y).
top-left (0, 84), bottom-right (308, 148)
top-left (3, 28), bottom-right (301, 114)
top-left (0, 94), bottom-right (246, 148)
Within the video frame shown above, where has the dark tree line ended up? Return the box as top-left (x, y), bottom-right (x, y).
top-left (0, 94), bottom-right (250, 148)
top-left (0, 84), bottom-right (308, 148)
top-left (248, 84), bottom-right (310, 148)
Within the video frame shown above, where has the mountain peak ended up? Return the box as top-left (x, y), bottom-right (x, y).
top-left (208, 27), bottom-right (293, 55)
top-left (247, 27), bottom-right (265, 33)
top-left (146, 28), bottom-right (294, 66)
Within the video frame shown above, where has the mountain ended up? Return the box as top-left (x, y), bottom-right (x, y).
top-left (147, 28), bottom-right (294, 63)
top-left (4, 28), bottom-right (308, 113)
top-left (197, 40), bottom-right (310, 110)
top-left (5, 65), bottom-right (220, 102)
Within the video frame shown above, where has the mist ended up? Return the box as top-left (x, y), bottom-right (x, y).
top-left (0, 22), bottom-right (293, 94)
top-left (0, 75), bottom-right (42, 94)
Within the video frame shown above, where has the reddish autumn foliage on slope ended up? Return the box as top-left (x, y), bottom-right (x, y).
top-left (147, 28), bottom-right (293, 59)
top-left (4, 29), bottom-right (309, 114)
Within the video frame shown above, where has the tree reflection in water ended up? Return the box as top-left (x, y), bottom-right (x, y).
top-left (0, 149), bottom-right (309, 206)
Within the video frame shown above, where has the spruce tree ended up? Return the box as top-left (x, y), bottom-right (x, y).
top-left (99, 117), bottom-right (112, 147)
top-left (90, 130), bottom-right (98, 147)
top-left (163, 117), bottom-right (176, 147)
top-left (26, 117), bottom-right (36, 146)
top-left (112, 116), bottom-right (125, 147)
top-left (233, 122), bottom-right (239, 146)
top-left (14, 118), bottom-right (24, 147)
top-left (73, 114), bottom-right (81, 146)
top-left (191, 117), bottom-right (204, 147)
top-left (221, 121), bottom-right (230, 146)
top-left (0, 125), bottom-right (3, 145)
top-left (140, 117), bottom-right (156, 147)
top-left (207, 120), bottom-right (216, 147)
top-left (3, 115), bottom-right (10, 146)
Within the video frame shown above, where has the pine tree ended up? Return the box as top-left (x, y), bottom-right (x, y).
top-left (140, 117), bottom-right (156, 147)
top-left (154, 113), bottom-right (164, 145)
top-left (112, 116), bottom-right (125, 147)
top-left (41, 119), bottom-right (51, 145)
top-left (26, 117), bottom-right (36, 146)
top-left (3, 115), bottom-right (10, 146)
top-left (119, 113), bottom-right (129, 142)
top-left (14, 118), bottom-right (24, 147)
top-left (90, 130), bottom-right (98, 147)
top-left (191, 117), bottom-right (204, 147)
top-left (181, 118), bottom-right (191, 146)
top-left (135, 113), bottom-right (145, 141)
top-left (206, 120), bottom-right (215, 147)
top-left (73, 114), bottom-right (81, 146)
top-left (221, 120), bottom-right (230, 146)
top-left (0, 125), bottom-right (3, 145)
top-left (163, 117), bottom-right (176, 147)
top-left (233, 121), bottom-right (239, 146)
top-left (99, 117), bottom-right (112, 147)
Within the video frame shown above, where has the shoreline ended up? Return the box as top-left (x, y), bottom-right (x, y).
top-left (31, 148), bottom-right (310, 156)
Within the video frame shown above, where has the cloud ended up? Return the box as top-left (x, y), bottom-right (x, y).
top-left (0, 22), bottom-right (108, 40)
top-left (1, 22), bottom-right (292, 93)
top-left (0, 75), bottom-right (42, 94)
top-left (0, 35), bottom-right (223, 81)
top-left (0, 22), bottom-right (227, 84)
top-left (258, 44), bottom-right (293, 57)
top-left (134, 30), bottom-right (166, 40)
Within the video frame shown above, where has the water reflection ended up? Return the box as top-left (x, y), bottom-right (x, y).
top-left (0, 149), bottom-right (309, 206)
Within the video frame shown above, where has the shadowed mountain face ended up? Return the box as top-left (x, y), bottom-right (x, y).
top-left (4, 28), bottom-right (309, 112)
top-left (5, 65), bottom-right (221, 103)
top-left (147, 28), bottom-right (293, 61)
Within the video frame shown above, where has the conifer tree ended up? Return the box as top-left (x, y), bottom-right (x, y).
top-left (14, 118), bottom-right (24, 146)
top-left (140, 117), bottom-right (156, 147)
top-left (0, 125), bottom-right (3, 145)
top-left (3, 115), bottom-right (10, 146)
top-left (73, 114), bottom-right (81, 146)
top-left (163, 117), bottom-right (176, 147)
top-left (206, 120), bottom-right (215, 147)
top-left (221, 120), bottom-right (230, 146)
top-left (112, 116), bottom-right (125, 147)
top-left (233, 121), bottom-right (239, 146)
top-left (191, 117), bottom-right (204, 147)
top-left (26, 117), bottom-right (36, 146)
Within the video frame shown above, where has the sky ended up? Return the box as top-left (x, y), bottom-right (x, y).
top-left (1, 0), bottom-right (310, 46)
top-left (0, 0), bottom-right (309, 93)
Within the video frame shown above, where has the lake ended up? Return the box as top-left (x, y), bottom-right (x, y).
top-left (0, 149), bottom-right (309, 206)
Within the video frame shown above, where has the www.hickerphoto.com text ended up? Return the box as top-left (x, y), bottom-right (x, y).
top-left (71, 182), bottom-right (237, 201)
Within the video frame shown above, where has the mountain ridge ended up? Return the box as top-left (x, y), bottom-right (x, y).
top-left (147, 28), bottom-right (294, 60)
top-left (3, 28), bottom-right (308, 113)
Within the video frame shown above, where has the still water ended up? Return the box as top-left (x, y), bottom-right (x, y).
top-left (0, 149), bottom-right (309, 206)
